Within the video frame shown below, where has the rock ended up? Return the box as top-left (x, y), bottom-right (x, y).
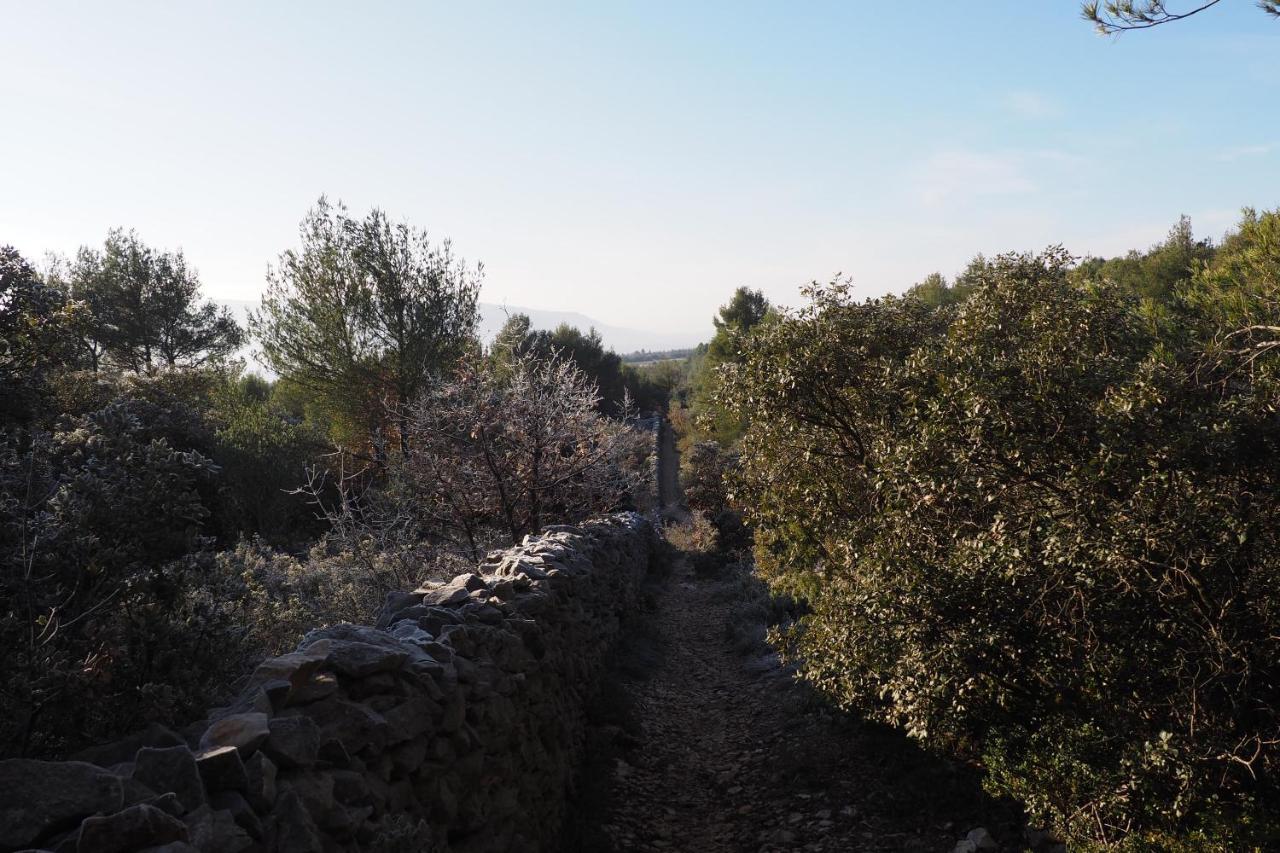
top-left (326, 640), bottom-right (408, 678)
top-left (198, 712), bottom-right (270, 757)
top-left (243, 752), bottom-right (277, 812)
top-left (966, 827), bottom-right (998, 851)
top-left (317, 739), bottom-right (351, 769)
top-left (143, 792), bottom-right (186, 818)
top-left (262, 715), bottom-right (320, 769)
top-left (388, 621), bottom-right (434, 646)
top-left (136, 844), bottom-right (199, 853)
top-left (330, 770), bottom-right (374, 808)
top-left (375, 591), bottom-right (425, 629)
top-left (286, 671), bottom-right (339, 706)
top-left (382, 695), bottom-right (442, 742)
top-left (272, 789), bottom-right (324, 853)
top-left (952, 841), bottom-right (978, 853)
top-left (121, 774), bottom-right (159, 807)
top-left (259, 679), bottom-right (293, 713)
top-left (132, 746), bottom-right (205, 813)
top-left (277, 771), bottom-right (336, 820)
top-left (247, 642), bottom-right (331, 694)
top-left (419, 583), bottom-right (471, 607)
top-left (207, 790), bottom-right (262, 840)
top-left (207, 685), bottom-right (274, 723)
top-left (292, 698), bottom-right (390, 755)
top-left (195, 746), bottom-right (247, 794)
top-left (70, 724), bottom-right (185, 769)
top-left (76, 803), bottom-right (188, 853)
top-left (0, 759), bottom-right (123, 849)
top-left (182, 805), bottom-right (253, 853)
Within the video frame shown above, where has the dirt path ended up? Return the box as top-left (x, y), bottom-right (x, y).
top-left (563, 555), bottom-right (1022, 853)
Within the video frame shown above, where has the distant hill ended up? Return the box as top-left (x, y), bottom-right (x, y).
top-left (219, 299), bottom-right (705, 363)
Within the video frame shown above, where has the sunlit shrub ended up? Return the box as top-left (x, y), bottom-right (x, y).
top-left (721, 220), bottom-right (1280, 846)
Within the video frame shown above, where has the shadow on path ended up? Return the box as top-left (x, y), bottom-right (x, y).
top-left (561, 556), bottom-right (1023, 853)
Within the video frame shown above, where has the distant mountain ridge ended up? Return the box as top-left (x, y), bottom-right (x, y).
top-left (218, 299), bottom-right (705, 356)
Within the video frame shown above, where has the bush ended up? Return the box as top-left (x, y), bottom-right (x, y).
top-left (681, 441), bottom-right (750, 554)
top-left (0, 401), bottom-right (233, 756)
top-left (720, 227), bottom-right (1280, 847)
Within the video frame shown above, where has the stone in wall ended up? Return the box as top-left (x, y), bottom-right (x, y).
top-left (0, 512), bottom-right (655, 853)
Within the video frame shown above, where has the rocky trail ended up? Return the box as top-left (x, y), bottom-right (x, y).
top-left (561, 423), bottom-right (1026, 853)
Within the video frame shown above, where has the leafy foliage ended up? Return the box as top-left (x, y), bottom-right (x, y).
top-left (721, 214), bottom-right (1280, 846)
top-left (0, 247), bottom-right (84, 427)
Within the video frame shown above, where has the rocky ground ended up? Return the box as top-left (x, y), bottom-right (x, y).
top-left (560, 555), bottom-right (1031, 853)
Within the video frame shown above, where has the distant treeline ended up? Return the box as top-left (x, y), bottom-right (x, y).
top-left (620, 347), bottom-right (696, 363)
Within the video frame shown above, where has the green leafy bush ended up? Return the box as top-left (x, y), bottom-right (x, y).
top-left (721, 219), bottom-right (1280, 847)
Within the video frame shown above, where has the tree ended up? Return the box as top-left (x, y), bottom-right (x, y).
top-left (0, 247), bottom-right (83, 427)
top-left (1073, 215), bottom-right (1214, 303)
top-left (405, 352), bottom-right (646, 556)
top-left (686, 287), bottom-right (772, 446)
top-left (721, 230), bottom-right (1280, 847)
top-left (252, 198), bottom-right (482, 455)
top-left (487, 314), bottom-right (651, 415)
top-left (59, 230), bottom-right (243, 373)
top-left (1082, 1), bottom-right (1279, 34)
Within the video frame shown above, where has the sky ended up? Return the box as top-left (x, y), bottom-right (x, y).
top-left (2, 1), bottom-right (1278, 343)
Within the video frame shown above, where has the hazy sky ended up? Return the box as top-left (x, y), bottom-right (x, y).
top-left (3, 2), bottom-right (1277, 339)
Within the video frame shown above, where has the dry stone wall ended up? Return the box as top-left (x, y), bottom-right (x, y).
top-left (0, 513), bottom-right (656, 853)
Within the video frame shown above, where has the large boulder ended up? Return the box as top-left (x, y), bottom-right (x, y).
top-left (0, 759), bottom-right (123, 849)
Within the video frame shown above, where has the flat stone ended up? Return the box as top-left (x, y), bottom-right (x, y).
top-left (76, 802), bottom-right (188, 853)
top-left (419, 584), bottom-right (471, 606)
top-left (326, 640), bottom-right (408, 678)
top-left (247, 642), bottom-right (331, 694)
top-left (0, 759), bottom-right (123, 848)
top-left (262, 715), bottom-right (320, 769)
top-left (195, 746), bottom-right (247, 794)
top-left (133, 746), bottom-right (205, 813)
top-left (198, 713), bottom-right (270, 757)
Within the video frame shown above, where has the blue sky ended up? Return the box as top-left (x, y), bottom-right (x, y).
top-left (2, 1), bottom-right (1277, 340)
